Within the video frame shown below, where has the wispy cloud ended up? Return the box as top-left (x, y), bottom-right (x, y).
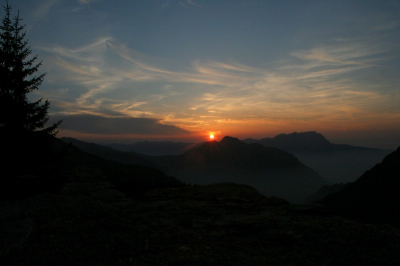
top-left (55, 114), bottom-right (189, 135)
top-left (371, 21), bottom-right (398, 32)
top-left (32, 0), bottom-right (59, 22)
top-left (39, 36), bottom-right (399, 135)
top-left (78, 0), bottom-right (99, 4)
top-left (180, 0), bottom-right (201, 9)
top-left (161, 2), bottom-right (170, 8)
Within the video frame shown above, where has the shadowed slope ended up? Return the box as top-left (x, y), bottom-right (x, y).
top-left (105, 140), bottom-right (196, 156)
top-left (322, 146), bottom-right (400, 226)
top-left (61, 137), bottom-right (157, 168)
top-left (0, 134), bottom-right (183, 202)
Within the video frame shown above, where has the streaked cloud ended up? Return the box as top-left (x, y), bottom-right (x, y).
top-left (38, 35), bottom-right (399, 137)
top-left (54, 114), bottom-right (190, 135)
top-left (180, 0), bottom-right (200, 9)
top-left (78, 0), bottom-right (99, 4)
top-left (161, 2), bottom-right (170, 8)
top-left (5, 0), bottom-right (399, 148)
top-left (32, 0), bottom-right (59, 22)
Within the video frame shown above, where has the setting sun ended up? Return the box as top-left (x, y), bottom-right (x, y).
top-left (209, 134), bottom-right (215, 139)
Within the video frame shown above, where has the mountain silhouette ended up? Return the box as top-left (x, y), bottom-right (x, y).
top-left (0, 136), bottom-right (183, 202)
top-left (244, 131), bottom-right (329, 151)
top-left (154, 136), bottom-right (326, 203)
top-left (61, 141), bottom-right (183, 197)
top-left (244, 131), bottom-right (391, 184)
top-left (321, 146), bottom-right (400, 226)
top-left (105, 140), bottom-right (197, 156)
top-left (61, 137), bottom-right (157, 168)
top-left (244, 131), bottom-right (377, 152)
top-left (182, 136), bottom-right (300, 169)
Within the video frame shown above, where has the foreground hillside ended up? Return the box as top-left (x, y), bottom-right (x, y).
top-left (1, 174), bottom-right (400, 265)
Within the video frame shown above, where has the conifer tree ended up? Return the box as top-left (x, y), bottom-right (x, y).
top-left (0, 2), bottom-right (61, 135)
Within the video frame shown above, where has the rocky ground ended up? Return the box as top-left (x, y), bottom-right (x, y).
top-left (1, 167), bottom-right (400, 265)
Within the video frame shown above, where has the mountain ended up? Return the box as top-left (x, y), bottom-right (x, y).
top-left (59, 143), bottom-right (184, 198)
top-left (153, 136), bottom-right (327, 203)
top-left (244, 131), bottom-right (391, 183)
top-left (60, 137), bottom-right (157, 168)
top-left (321, 146), bottom-right (400, 226)
top-left (244, 131), bottom-right (376, 152)
top-left (182, 136), bottom-right (301, 169)
top-left (1, 135), bottom-right (183, 202)
top-left (244, 131), bottom-right (332, 152)
top-left (105, 141), bottom-right (199, 156)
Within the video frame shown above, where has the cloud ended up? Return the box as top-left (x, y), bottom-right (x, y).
top-left (371, 21), bottom-right (397, 32)
top-left (54, 114), bottom-right (190, 135)
top-left (78, 0), bottom-right (99, 4)
top-left (180, 0), bottom-right (200, 9)
top-left (32, 0), bottom-right (59, 22)
top-left (182, 41), bottom-right (397, 126)
top-left (161, 2), bottom-right (170, 8)
top-left (39, 36), bottom-right (399, 136)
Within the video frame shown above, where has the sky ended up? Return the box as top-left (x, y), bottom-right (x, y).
top-left (3, 0), bottom-right (400, 149)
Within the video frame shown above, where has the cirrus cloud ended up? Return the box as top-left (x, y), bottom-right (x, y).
top-left (53, 114), bottom-right (190, 135)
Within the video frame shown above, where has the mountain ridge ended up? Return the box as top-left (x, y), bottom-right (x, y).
top-left (183, 136), bottom-right (301, 169)
top-left (60, 135), bottom-right (326, 203)
top-left (60, 137), bottom-right (157, 168)
top-left (105, 140), bottom-right (196, 156)
top-left (243, 131), bottom-right (383, 152)
top-left (153, 136), bottom-right (326, 203)
top-left (244, 131), bottom-right (391, 184)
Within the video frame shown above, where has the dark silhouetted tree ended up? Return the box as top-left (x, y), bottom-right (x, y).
top-left (0, 3), bottom-right (65, 187)
top-left (0, 2), bottom-right (61, 135)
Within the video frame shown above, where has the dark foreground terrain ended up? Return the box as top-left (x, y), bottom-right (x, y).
top-left (1, 168), bottom-right (400, 265)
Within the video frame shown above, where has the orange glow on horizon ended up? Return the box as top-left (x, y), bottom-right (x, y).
top-left (206, 131), bottom-right (221, 141)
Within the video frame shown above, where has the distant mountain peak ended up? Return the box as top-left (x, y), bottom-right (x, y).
top-left (273, 131), bottom-right (330, 144)
top-left (188, 135), bottom-right (302, 169)
top-left (220, 136), bottom-right (242, 144)
top-left (162, 134), bottom-right (326, 203)
top-left (243, 131), bottom-right (378, 152)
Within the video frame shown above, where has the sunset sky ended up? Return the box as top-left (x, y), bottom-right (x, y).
top-left (6, 0), bottom-right (400, 148)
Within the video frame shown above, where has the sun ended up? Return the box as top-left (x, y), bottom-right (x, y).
top-left (209, 134), bottom-right (215, 139)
